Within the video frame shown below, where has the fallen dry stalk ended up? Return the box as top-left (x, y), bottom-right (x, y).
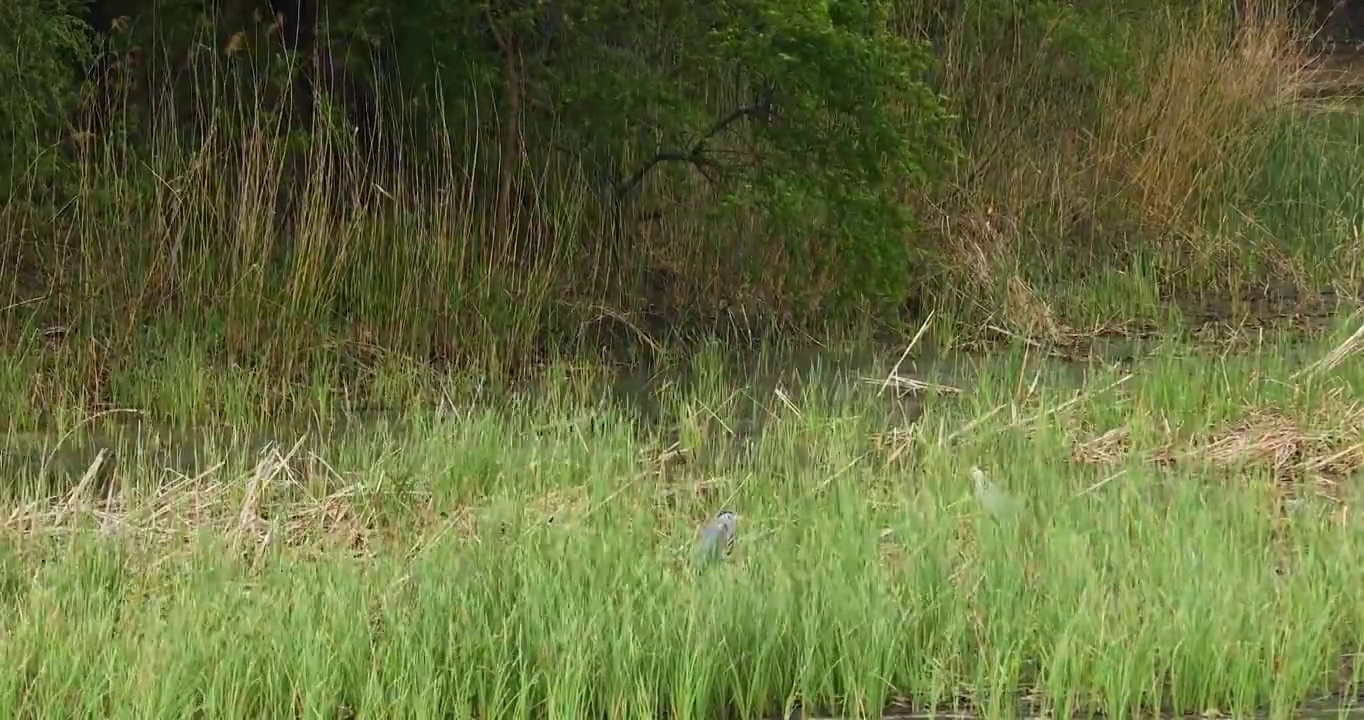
top-left (1293, 316), bottom-right (1364, 380)
top-left (879, 310), bottom-right (935, 397)
top-left (868, 373), bottom-right (962, 397)
top-left (54, 447), bottom-right (110, 529)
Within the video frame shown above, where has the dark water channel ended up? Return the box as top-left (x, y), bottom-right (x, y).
top-left (2, 342), bottom-right (1114, 496)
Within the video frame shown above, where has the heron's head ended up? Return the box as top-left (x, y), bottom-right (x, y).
top-left (712, 510), bottom-right (738, 539)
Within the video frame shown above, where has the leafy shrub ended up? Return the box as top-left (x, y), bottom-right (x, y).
top-left (0, 0), bottom-right (90, 191)
top-left (314, 0), bottom-right (959, 313)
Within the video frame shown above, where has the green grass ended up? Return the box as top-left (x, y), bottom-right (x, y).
top-left (5, 8), bottom-right (1364, 717)
top-left (4, 320), bottom-right (1364, 718)
top-left (938, 92), bottom-right (1364, 336)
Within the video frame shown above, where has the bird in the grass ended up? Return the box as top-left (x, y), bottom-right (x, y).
top-left (696, 510), bottom-right (738, 566)
top-left (971, 465), bottom-right (1020, 520)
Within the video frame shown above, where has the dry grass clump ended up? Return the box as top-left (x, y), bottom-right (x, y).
top-left (922, 1), bottom-right (1315, 327)
top-left (1073, 405), bottom-right (1364, 499)
top-left (1074, 317), bottom-right (1364, 492)
top-left (1070, 426), bottom-right (1134, 467)
top-left (524, 486), bottom-right (594, 529)
top-left (0, 440), bottom-right (409, 559)
top-left (1097, 7), bottom-right (1309, 230)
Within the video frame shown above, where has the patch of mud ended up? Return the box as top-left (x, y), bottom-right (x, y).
top-left (1302, 47), bottom-right (1364, 99)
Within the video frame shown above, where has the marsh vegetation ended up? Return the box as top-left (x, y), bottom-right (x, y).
top-left (6, 0), bottom-right (1364, 717)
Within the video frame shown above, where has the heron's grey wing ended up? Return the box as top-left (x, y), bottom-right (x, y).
top-left (697, 524), bottom-right (727, 561)
top-left (696, 512), bottom-right (737, 565)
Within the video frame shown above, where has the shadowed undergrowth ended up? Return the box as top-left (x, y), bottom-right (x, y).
top-left (3, 3), bottom-right (1364, 409)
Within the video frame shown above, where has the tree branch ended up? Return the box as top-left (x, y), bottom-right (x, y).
top-left (614, 103), bottom-right (770, 201)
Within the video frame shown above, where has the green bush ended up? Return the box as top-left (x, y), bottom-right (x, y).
top-left (0, 0), bottom-right (90, 193)
top-left (316, 0), bottom-right (958, 313)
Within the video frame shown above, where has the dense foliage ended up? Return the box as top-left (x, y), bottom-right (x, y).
top-left (0, 0), bottom-right (90, 193)
top-left (0, 0), bottom-right (1343, 370)
top-left (1, 0), bottom-right (968, 313)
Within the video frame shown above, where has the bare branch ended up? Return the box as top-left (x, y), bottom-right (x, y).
top-left (614, 103), bottom-right (771, 201)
